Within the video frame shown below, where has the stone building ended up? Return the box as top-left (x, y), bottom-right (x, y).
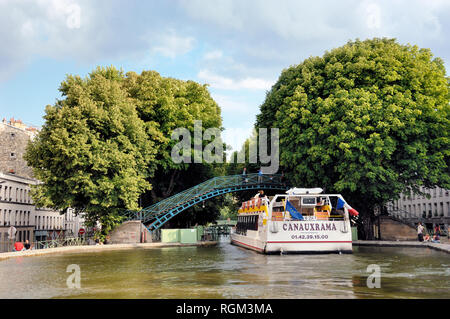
top-left (0, 117), bottom-right (85, 251)
top-left (386, 186), bottom-right (450, 238)
top-left (0, 172), bottom-right (35, 252)
top-left (387, 186), bottom-right (450, 219)
top-left (0, 118), bottom-right (37, 178)
top-left (0, 172), bottom-right (71, 251)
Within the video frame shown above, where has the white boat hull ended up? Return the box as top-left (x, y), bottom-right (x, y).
top-left (231, 220), bottom-right (352, 254)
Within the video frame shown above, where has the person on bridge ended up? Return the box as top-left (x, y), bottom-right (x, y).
top-left (258, 168), bottom-right (263, 183)
top-left (242, 167), bottom-right (248, 183)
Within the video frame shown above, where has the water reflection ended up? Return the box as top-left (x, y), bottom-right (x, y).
top-left (0, 239), bottom-right (449, 299)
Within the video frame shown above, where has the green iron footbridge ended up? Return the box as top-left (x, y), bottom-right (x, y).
top-left (123, 173), bottom-right (289, 232)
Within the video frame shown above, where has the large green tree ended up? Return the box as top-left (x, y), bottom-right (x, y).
top-left (123, 70), bottom-right (223, 206)
top-left (25, 67), bottom-right (156, 232)
top-left (124, 70), bottom-right (226, 227)
top-left (256, 38), bottom-right (450, 239)
top-left (26, 67), bottom-right (226, 232)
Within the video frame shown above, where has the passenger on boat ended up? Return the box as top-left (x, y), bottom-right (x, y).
top-left (254, 190), bottom-right (269, 205)
top-left (314, 197), bottom-right (331, 220)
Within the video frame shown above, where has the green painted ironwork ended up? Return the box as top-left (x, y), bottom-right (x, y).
top-left (123, 173), bottom-right (288, 232)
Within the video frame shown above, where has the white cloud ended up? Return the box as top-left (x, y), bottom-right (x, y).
top-left (37, 0), bottom-right (82, 29)
top-left (198, 69), bottom-right (273, 91)
top-left (20, 21), bottom-right (35, 37)
top-left (212, 93), bottom-right (254, 113)
top-left (365, 3), bottom-right (381, 30)
top-left (204, 50), bottom-right (223, 60)
top-left (66, 3), bottom-right (81, 29)
top-left (0, 0), bottom-right (86, 81)
top-left (152, 30), bottom-right (195, 58)
top-left (212, 93), bottom-right (261, 155)
top-left (1, 0), bottom-right (449, 87)
top-left (222, 126), bottom-right (254, 154)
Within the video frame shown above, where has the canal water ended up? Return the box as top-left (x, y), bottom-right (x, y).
top-left (0, 239), bottom-right (449, 299)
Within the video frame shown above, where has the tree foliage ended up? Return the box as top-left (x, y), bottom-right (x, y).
top-left (25, 67), bottom-right (155, 229)
top-left (25, 66), bottom-right (225, 230)
top-left (256, 38), bottom-right (450, 238)
top-left (123, 70), bottom-right (223, 206)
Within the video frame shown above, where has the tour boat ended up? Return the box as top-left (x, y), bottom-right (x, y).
top-left (230, 188), bottom-right (359, 254)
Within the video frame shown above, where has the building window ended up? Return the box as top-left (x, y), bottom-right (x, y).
top-left (10, 153), bottom-right (16, 159)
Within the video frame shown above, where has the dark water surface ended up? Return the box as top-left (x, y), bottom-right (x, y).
top-left (0, 239), bottom-right (449, 299)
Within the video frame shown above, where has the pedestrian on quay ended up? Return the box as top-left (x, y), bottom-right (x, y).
top-left (24, 239), bottom-right (32, 250)
top-left (417, 222), bottom-right (424, 242)
top-left (431, 234), bottom-right (440, 243)
top-left (13, 241), bottom-right (25, 252)
top-left (434, 225), bottom-right (441, 237)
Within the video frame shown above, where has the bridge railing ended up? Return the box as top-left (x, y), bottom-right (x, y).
top-left (124, 173), bottom-right (286, 224)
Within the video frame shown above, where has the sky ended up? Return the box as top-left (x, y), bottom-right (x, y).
top-left (0, 0), bottom-right (449, 154)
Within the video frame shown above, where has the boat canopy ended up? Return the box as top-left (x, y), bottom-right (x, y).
top-left (286, 187), bottom-right (323, 195)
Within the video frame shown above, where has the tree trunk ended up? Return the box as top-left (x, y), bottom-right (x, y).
top-left (163, 171), bottom-right (179, 198)
top-left (358, 207), bottom-right (375, 240)
top-left (150, 189), bottom-right (158, 202)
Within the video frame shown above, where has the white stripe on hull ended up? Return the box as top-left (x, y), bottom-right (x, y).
top-left (265, 241), bottom-right (352, 254)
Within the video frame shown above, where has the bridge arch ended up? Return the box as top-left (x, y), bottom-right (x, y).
top-left (124, 173), bottom-right (289, 232)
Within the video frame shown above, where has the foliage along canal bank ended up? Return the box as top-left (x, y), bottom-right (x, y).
top-left (22, 38), bottom-right (449, 241)
top-left (255, 38), bottom-right (449, 239)
top-left (23, 67), bottom-right (226, 239)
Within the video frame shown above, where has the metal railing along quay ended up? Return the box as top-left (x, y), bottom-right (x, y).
top-left (0, 236), bottom-right (95, 253)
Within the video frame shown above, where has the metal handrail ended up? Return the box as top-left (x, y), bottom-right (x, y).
top-left (122, 173), bottom-right (288, 231)
top-left (0, 236), bottom-right (93, 252)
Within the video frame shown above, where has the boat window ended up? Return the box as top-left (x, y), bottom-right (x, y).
top-left (236, 214), bottom-right (259, 234)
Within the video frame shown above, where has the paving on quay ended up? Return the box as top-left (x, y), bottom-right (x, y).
top-left (353, 240), bottom-right (450, 254)
top-left (0, 241), bottom-right (218, 260)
